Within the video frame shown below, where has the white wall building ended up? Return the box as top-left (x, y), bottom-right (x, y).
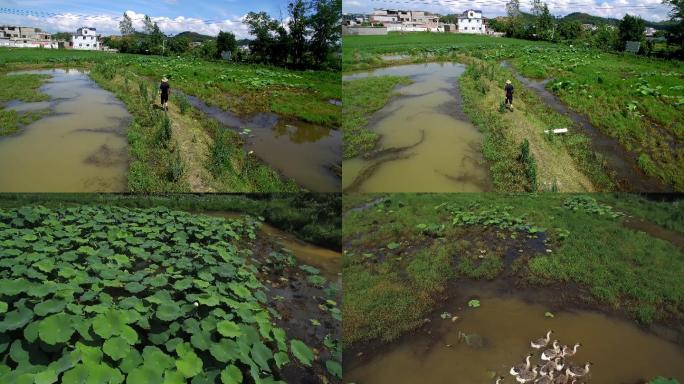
top-left (71, 27), bottom-right (100, 50)
top-left (370, 9), bottom-right (441, 32)
top-left (0, 26), bottom-right (57, 48)
top-left (458, 9), bottom-right (486, 34)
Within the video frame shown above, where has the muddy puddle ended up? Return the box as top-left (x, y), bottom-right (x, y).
top-left (346, 281), bottom-right (684, 383)
top-left (198, 211), bottom-right (341, 280)
top-left (501, 62), bottom-right (670, 192)
top-left (0, 69), bottom-right (130, 192)
top-left (342, 63), bottom-right (493, 192)
top-left (185, 95), bottom-right (341, 192)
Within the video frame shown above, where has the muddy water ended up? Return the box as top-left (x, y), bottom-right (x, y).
top-left (199, 212), bottom-right (341, 280)
top-left (0, 69), bottom-right (129, 192)
top-left (501, 62), bottom-right (670, 192)
top-left (347, 282), bottom-right (684, 383)
top-left (185, 95), bottom-right (341, 192)
top-left (342, 63), bottom-right (493, 192)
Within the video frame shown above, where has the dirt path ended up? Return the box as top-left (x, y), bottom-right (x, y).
top-left (479, 78), bottom-right (596, 192)
top-left (163, 104), bottom-right (216, 192)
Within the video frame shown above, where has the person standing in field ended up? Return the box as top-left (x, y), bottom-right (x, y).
top-left (504, 80), bottom-right (514, 109)
top-left (159, 77), bottom-right (170, 111)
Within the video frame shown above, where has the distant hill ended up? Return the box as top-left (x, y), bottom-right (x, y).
top-left (174, 31), bottom-right (215, 42)
top-left (561, 12), bottom-right (676, 30)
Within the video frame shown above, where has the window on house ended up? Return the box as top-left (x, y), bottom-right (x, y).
top-left (86, 44), bottom-right (89, 47)
top-left (79, 43), bottom-right (82, 47)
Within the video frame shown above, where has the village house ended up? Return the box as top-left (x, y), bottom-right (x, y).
top-left (71, 27), bottom-right (100, 50)
top-left (457, 9), bottom-right (486, 34)
top-left (369, 9), bottom-right (441, 32)
top-left (0, 26), bottom-right (57, 48)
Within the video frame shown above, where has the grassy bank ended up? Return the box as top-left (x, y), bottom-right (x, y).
top-left (0, 193), bottom-right (341, 250)
top-left (342, 33), bottom-right (684, 190)
top-left (342, 193), bottom-right (684, 347)
top-left (459, 56), bottom-right (612, 191)
top-left (0, 72), bottom-right (50, 136)
top-left (0, 48), bottom-right (340, 128)
top-left (342, 76), bottom-right (412, 159)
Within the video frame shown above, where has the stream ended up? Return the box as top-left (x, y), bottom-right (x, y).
top-left (342, 63), bottom-right (493, 192)
top-left (185, 95), bottom-right (341, 192)
top-left (501, 61), bottom-right (670, 192)
top-left (346, 281), bottom-right (684, 383)
top-left (0, 69), bottom-right (130, 192)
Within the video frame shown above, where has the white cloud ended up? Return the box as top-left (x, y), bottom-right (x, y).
top-left (1, 9), bottom-right (252, 38)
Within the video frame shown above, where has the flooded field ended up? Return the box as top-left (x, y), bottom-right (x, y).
top-left (501, 62), bottom-right (670, 192)
top-left (0, 69), bottom-right (130, 192)
top-left (346, 281), bottom-right (684, 384)
top-left (186, 95), bottom-right (341, 192)
top-left (342, 63), bottom-right (492, 192)
top-left (199, 211), bottom-right (341, 280)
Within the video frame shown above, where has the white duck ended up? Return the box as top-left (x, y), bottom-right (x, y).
top-left (516, 367), bottom-right (539, 383)
top-left (510, 353), bottom-right (534, 376)
top-left (541, 340), bottom-right (561, 361)
top-left (531, 330), bottom-right (553, 349)
top-left (495, 376), bottom-right (505, 384)
top-left (561, 343), bottom-right (581, 358)
top-left (566, 362), bottom-right (592, 378)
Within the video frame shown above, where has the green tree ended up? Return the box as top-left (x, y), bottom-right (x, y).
top-left (168, 35), bottom-right (190, 54)
top-left (216, 31), bottom-right (237, 59)
top-left (119, 12), bottom-right (135, 35)
top-left (288, 0), bottom-right (310, 67)
top-left (662, 0), bottom-right (684, 50)
top-left (536, 3), bottom-right (555, 40)
top-left (244, 12), bottom-right (278, 63)
top-left (618, 14), bottom-right (645, 50)
top-left (309, 0), bottom-right (341, 68)
top-left (558, 20), bottom-right (582, 40)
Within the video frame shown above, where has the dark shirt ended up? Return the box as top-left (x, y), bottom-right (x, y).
top-left (160, 82), bottom-right (170, 96)
top-left (505, 84), bottom-right (514, 96)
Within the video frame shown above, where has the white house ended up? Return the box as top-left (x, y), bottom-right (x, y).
top-left (458, 9), bottom-right (486, 34)
top-left (71, 27), bottom-right (99, 50)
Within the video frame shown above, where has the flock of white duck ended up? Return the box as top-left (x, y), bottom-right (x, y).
top-left (495, 330), bottom-right (592, 384)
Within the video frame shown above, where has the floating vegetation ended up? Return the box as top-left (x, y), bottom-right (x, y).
top-left (0, 205), bottom-right (320, 382)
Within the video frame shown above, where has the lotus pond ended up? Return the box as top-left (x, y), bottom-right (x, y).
top-left (0, 205), bottom-right (341, 383)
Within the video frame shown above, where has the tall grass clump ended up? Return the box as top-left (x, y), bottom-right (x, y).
top-left (173, 93), bottom-right (190, 115)
top-left (519, 139), bottom-right (538, 192)
top-left (167, 151), bottom-right (184, 182)
top-left (158, 114), bottom-right (172, 146)
top-left (209, 128), bottom-right (237, 177)
top-left (138, 81), bottom-right (149, 103)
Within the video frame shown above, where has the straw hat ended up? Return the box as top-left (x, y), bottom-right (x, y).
top-left (506, 80), bottom-right (511, 84)
top-left (162, 77), bottom-right (168, 82)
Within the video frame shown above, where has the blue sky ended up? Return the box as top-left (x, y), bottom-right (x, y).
top-left (0, 0), bottom-right (295, 37)
top-left (343, 0), bottom-right (674, 22)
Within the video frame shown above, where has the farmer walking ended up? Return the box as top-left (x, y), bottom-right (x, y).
top-left (159, 77), bottom-right (170, 111)
top-left (504, 79), bottom-right (514, 110)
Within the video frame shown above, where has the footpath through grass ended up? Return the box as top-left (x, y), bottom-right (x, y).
top-left (0, 73), bottom-right (50, 136)
top-left (342, 193), bottom-right (684, 348)
top-left (0, 48), bottom-right (340, 127)
top-left (343, 33), bottom-right (684, 191)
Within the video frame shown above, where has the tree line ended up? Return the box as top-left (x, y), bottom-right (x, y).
top-left (486, 0), bottom-right (684, 58)
top-left (100, 0), bottom-right (340, 69)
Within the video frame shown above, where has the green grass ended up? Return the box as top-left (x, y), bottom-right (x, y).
top-left (0, 48), bottom-right (340, 128)
top-left (343, 193), bottom-right (684, 347)
top-left (342, 33), bottom-right (684, 190)
top-left (0, 72), bottom-right (51, 136)
top-left (342, 76), bottom-right (412, 159)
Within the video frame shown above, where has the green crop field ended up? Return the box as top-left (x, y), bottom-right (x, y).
top-left (0, 203), bottom-right (341, 383)
top-left (342, 193), bottom-right (684, 348)
top-left (343, 33), bottom-right (684, 191)
top-left (0, 48), bottom-right (340, 193)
